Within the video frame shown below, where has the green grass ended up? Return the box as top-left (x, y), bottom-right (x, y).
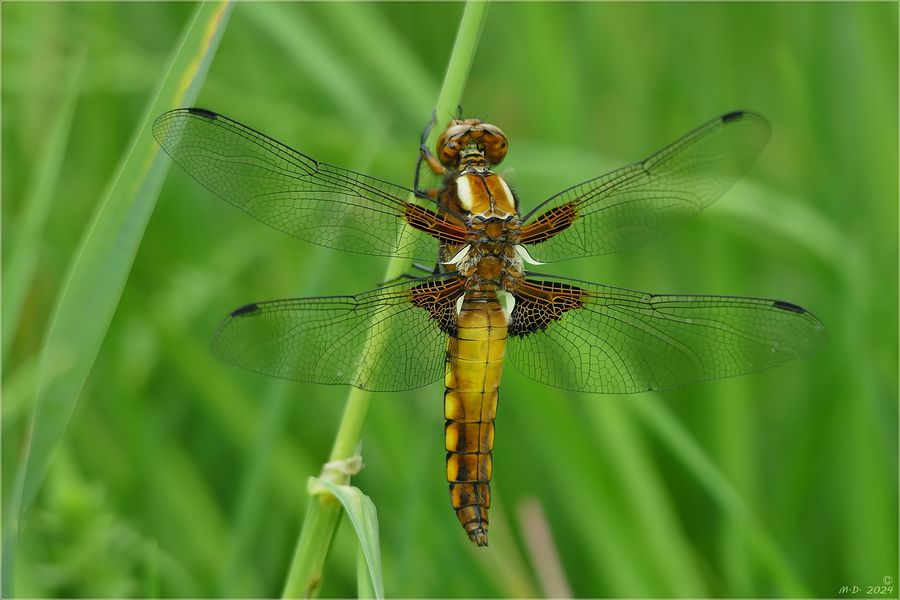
top-left (3, 2), bottom-right (897, 597)
top-left (3, 2), bottom-right (232, 595)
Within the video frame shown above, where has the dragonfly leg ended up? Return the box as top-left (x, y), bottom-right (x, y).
top-left (420, 109), bottom-right (437, 144)
top-left (416, 187), bottom-right (439, 200)
top-left (414, 111), bottom-right (447, 193)
top-left (378, 271), bottom-right (432, 287)
top-left (411, 261), bottom-right (437, 274)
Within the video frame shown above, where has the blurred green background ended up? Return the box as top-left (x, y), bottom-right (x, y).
top-left (3, 2), bottom-right (897, 597)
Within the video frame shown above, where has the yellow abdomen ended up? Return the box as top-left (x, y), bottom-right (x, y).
top-left (444, 290), bottom-right (507, 546)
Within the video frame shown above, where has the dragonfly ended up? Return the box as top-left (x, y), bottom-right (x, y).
top-left (153, 108), bottom-right (825, 547)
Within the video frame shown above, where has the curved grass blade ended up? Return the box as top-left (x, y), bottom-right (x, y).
top-left (2, 2), bottom-right (233, 595)
top-left (308, 478), bottom-right (384, 600)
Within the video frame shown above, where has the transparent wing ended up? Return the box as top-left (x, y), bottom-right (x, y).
top-left (213, 276), bottom-right (465, 391)
top-left (153, 108), bottom-right (467, 261)
top-left (508, 276), bottom-right (825, 393)
top-left (519, 111), bottom-right (771, 261)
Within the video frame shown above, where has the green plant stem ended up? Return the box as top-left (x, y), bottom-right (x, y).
top-left (280, 2), bottom-right (489, 597)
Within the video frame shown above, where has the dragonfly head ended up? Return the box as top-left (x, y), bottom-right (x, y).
top-left (436, 118), bottom-right (508, 167)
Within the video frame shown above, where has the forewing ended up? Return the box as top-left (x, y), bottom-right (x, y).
top-left (214, 276), bottom-right (466, 391)
top-left (520, 111), bottom-right (771, 261)
top-left (508, 276), bottom-right (825, 393)
top-left (153, 108), bottom-right (466, 260)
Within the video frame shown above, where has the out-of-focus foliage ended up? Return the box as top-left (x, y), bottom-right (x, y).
top-left (3, 3), bottom-right (896, 597)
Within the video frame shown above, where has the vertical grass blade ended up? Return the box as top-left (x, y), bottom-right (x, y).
top-left (280, 3), bottom-right (489, 597)
top-left (1, 2), bottom-right (233, 595)
top-left (2, 50), bottom-right (85, 360)
top-left (429, 1), bottom-right (489, 138)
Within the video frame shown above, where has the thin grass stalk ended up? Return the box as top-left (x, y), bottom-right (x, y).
top-left (280, 3), bottom-right (489, 597)
top-left (2, 50), bottom-right (85, 360)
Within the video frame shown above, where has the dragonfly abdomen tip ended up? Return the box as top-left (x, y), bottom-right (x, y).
top-left (468, 527), bottom-right (489, 547)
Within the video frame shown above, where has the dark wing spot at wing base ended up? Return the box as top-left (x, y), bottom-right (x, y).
top-left (187, 107), bottom-right (219, 119)
top-left (721, 110), bottom-right (745, 123)
top-left (230, 303), bottom-right (260, 317)
top-left (772, 300), bottom-right (806, 314)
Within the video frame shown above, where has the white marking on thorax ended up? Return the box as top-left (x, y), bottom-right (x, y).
top-left (456, 176), bottom-right (474, 211)
top-left (442, 244), bottom-right (471, 265)
top-left (498, 290), bottom-right (515, 322)
top-left (455, 294), bottom-right (465, 316)
top-left (514, 244), bottom-right (544, 265)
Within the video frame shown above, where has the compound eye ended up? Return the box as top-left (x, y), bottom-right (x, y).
top-left (480, 123), bottom-right (508, 164)
top-left (436, 122), bottom-right (470, 166)
top-left (486, 139), bottom-right (508, 164)
top-left (439, 140), bottom-right (460, 166)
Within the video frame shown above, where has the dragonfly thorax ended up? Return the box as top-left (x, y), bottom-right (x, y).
top-left (451, 239), bottom-right (524, 289)
top-left (467, 214), bottom-right (521, 237)
top-left (453, 172), bottom-right (518, 220)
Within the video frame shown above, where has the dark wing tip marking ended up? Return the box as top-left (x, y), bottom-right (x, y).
top-left (721, 110), bottom-right (746, 123)
top-left (230, 303), bottom-right (260, 317)
top-left (186, 107), bottom-right (219, 119)
top-left (772, 299), bottom-right (806, 314)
